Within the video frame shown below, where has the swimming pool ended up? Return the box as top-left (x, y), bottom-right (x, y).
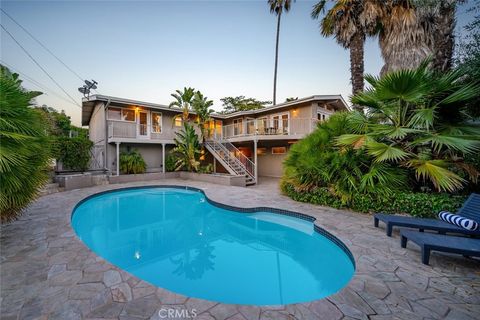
top-left (72, 186), bottom-right (355, 305)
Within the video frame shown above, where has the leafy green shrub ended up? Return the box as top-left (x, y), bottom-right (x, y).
top-left (119, 150), bottom-right (146, 174)
top-left (339, 62), bottom-right (480, 193)
top-left (173, 122), bottom-right (201, 172)
top-left (198, 164), bottom-right (213, 174)
top-left (0, 66), bottom-right (51, 222)
top-left (165, 154), bottom-right (177, 172)
top-left (283, 112), bottom-right (404, 203)
top-left (55, 136), bottom-right (93, 171)
top-left (281, 181), bottom-right (466, 218)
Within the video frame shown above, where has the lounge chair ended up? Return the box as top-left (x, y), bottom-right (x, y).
top-left (400, 230), bottom-right (480, 265)
top-left (374, 193), bottom-right (480, 237)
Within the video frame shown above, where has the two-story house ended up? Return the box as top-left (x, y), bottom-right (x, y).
top-left (81, 94), bottom-right (349, 185)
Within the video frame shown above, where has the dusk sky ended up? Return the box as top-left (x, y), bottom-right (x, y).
top-left (1, 0), bottom-right (475, 126)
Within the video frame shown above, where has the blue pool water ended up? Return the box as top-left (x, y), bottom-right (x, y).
top-left (72, 187), bottom-right (354, 305)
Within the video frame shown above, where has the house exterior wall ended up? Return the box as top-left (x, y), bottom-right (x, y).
top-left (257, 145), bottom-right (289, 178)
top-left (88, 102), bottom-right (106, 145)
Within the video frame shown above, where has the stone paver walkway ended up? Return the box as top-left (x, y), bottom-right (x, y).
top-left (1, 179), bottom-right (479, 320)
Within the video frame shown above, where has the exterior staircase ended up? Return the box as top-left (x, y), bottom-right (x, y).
top-left (205, 139), bottom-right (256, 186)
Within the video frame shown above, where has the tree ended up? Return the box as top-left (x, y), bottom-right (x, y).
top-left (191, 91), bottom-right (214, 142)
top-left (0, 66), bottom-right (52, 222)
top-left (376, 0), bottom-right (464, 74)
top-left (311, 1), bottom-right (377, 108)
top-left (173, 122), bottom-right (201, 172)
top-left (455, 0), bottom-right (480, 117)
top-left (337, 61), bottom-right (480, 193)
top-left (36, 105), bottom-right (71, 136)
top-left (430, 0), bottom-right (458, 72)
top-left (219, 96), bottom-right (271, 114)
top-left (169, 87), bottom-right (196, 122)
top-left (268, 0), bottom-right (293, 105)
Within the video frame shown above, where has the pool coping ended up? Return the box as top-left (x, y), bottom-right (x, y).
top-left (71, 184), bottom-right (356, 289)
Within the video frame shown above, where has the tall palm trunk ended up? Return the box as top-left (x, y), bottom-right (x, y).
top-left (350, 32), bottom-right (365, 104)
top-left (433, 3), bottom-right (456, 72)
top-left (273, 12), bottom-right (281, 106)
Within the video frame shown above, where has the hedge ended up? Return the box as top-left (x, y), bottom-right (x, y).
top-left (281, 182), bottom-right (467, 218)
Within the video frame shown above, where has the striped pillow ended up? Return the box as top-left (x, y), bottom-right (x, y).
top-left (438, 211), bottom-right (479, 231)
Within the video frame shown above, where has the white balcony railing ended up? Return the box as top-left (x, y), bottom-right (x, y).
top-left (107, 120), bottom-right (175, 140)
top-left (108, 118), bottom-right (319, 142)
top-left (220, 118), bottom-right (318, 140)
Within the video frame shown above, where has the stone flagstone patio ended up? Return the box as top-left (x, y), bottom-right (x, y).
top-left (1, 178), bottom-right (479, 320)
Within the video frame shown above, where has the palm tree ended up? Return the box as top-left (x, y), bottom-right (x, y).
top-left (336, 61), bottom-right (480, 192)
top-left (169, 87), bottom-right (196, 123)
top-left (370, 0), bottom-right (465, 74)
top-left (268, 0), bottom-right (292, 105)
top-left (173, 122), bottom-right (201, 172)
top-left (0, 65), bottom-right (51, 222)
top-left (422, 0), bottom-right (461, 72)
top-left (374, 0), bottom-right (434, 75)
top-left (191, 91), bottom-right (214, 142)
top-left (311, 1), bottom-right (377, 108)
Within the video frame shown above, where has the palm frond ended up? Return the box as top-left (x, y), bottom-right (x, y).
top-left (406, 159), bottom-right (466, 192)
top-left (413, 134), bottom-right (480, 154)
top-left (336, 134), bottom-right (371, 149)
top-left (365, 141), bottom-right (410, 163)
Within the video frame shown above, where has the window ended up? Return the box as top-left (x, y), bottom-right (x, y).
top-left (257, 117), bottom-right (268, 134)
top-left (272, 147), bottom-right (287, 155)
top-left (233, 118), bottom-right (243, 135)
top-left (122, 109), bottom-right (135, 121)
top-left (257, 148), bottom-right (267, 155)
top-left (107, 107), bottom-right (135, 121)
top-left (174, 117), bottom-right (183, 127)
top-left (108, 107), bottom-right (122, 120)
top-left (317, 112), bottom-right (328, 122)
top-left (152, 112), bottom-right (162, 133)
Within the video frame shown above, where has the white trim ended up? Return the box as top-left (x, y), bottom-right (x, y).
top-left (137, 110), bottom-right (150, 139)
top-left (270, 112), bottom-right (290, 134)
top-left (151, 111), bottom-right (163, 134)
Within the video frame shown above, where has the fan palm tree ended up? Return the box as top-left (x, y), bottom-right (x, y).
top-left (0, 66), bottom-right (51, 222)
top-left (374, 0), bottom-right (434, 75)
top-left (268, 0), bottom-right (293, 105)
top-left (336, 61), bottom-right (480, 192)
top-left (311, 0), bottom-right (378, 108)
top-left (169, 87), bottom-right (196, 123)
top-left (173, 122), bottom-right (201, 172)
top-left (191, 91), bottom-right (214, 142)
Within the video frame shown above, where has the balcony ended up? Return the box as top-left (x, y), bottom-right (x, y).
top-left (220, 118), bottom-right (318, 141)
top-left (107, 120), bottom-right (177, 143)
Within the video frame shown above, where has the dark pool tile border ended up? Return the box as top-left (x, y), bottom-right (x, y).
top-left (71, 184), bottom-right (355, 268)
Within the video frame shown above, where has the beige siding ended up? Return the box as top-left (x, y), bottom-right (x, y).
top-left (89, 102), bottom-right (106, 144)
top-left (257, 146), bottom-right (289, 178)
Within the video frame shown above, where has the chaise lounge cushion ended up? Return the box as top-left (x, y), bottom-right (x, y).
top-left (438, 211), bottom-right (479, 231)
